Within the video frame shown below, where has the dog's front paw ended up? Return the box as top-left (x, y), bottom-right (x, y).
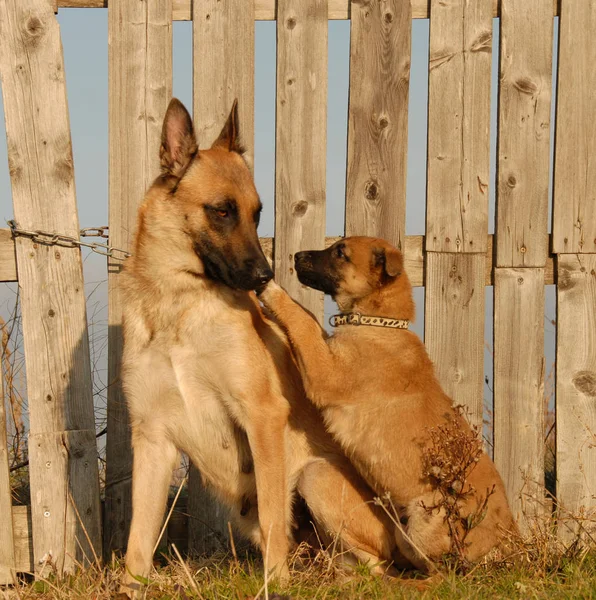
top-left (256, 279), bottom-right (283, 305)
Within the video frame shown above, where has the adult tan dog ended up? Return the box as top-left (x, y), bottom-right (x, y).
top-left (119, 101), bottom-right (400, 595)
top-left (259, 236), bottom-right (516, 570)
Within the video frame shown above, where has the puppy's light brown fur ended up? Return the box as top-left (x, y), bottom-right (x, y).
top-left (260, 236), bottom-right (516, 569)
top-left (120, 103), bottom-right (400, 595)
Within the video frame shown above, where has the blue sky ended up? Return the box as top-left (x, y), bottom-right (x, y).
top-left (0, 10), bottom-right (558, 434)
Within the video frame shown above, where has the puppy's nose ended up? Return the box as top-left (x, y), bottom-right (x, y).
top-left (294, 251), bottom-right (310, 266)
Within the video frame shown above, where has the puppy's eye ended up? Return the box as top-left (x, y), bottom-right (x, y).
top-left (216, 209), bottom-right (229, 218)
top-left (336, 245), bottom-right (346, 259)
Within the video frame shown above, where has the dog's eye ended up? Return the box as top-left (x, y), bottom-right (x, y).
top-left (336, 245), bottom-right (346, 259)
top-left (216, 209), bottom-right (229, 218)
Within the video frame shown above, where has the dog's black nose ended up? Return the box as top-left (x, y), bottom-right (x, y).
top-left (295, 251), bottom-right (309, 266)
top-left (254, 265), bottom-right (274, 286)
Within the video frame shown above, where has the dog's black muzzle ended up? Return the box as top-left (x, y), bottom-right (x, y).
top-left (294, 250), bottom-right (339, 296)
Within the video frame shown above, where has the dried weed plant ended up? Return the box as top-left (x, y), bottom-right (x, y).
top-left (419, 406), bottom-right (495, 568)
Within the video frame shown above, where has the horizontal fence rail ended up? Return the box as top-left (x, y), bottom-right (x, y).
top-left (55, 0), bottom-right (562, 20)
top-left (0, 230), bottom-right (557, 287)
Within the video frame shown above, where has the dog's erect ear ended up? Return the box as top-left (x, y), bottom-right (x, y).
top-left (160, 98), bottom-right (198, 178)
top-left (373, 246), bottom-right (403, 278)
top-left (212, 99), bottom-right (245, 154)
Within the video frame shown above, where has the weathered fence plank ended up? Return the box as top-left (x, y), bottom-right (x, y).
top-left (552, 1), bottom-right (596, 254)
top-left (424, 0), bottom-right (491, 427)
top-left (552, 0), bottom-right (596, 536)
top-left (345, 0), bottom-right (411, 252)
top-left (0, 367), bottom-right (15, 584)
top-left (0, 230), bottom-right (17, 283)
top-left (193, 0), bottom-right (255, 158)
top-left (494, 268), bottom-right (545, 524)
top-left (105, 0), bottom-right (172, 555)
top-left (0, 0), bottom-right (101, 572)
top-left (188, 0), bottom-right (255, 553)
top-left (493, 0), bottom-right (552, 526)
top-left (426, 0), bottom-right (491, 254)
top-left (556, 255), bottom-right (596, 533)
top-left (57, 0), bottom-right (562, 20)
top-left (425, 254), bottom-right (486, 427)
top-left (275, 0), bottom-right (327, 321)
top-left (495, 0), bottom-right (552, 269)
top-left (12, 506), bottom-right (33, 574)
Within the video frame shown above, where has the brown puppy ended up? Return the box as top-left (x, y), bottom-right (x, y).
top-left (120, 103), bottom-right (401, 595)
top-left (259, 236), bottom-right (516, 570)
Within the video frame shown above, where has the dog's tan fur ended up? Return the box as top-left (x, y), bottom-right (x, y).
top-left (120, 102), bottom-right (400, 595)
top-left (259, 236), bottom-right (517, 570)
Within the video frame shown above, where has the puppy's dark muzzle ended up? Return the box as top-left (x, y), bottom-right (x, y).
top-left (295, 251), bottom-right (313, 270)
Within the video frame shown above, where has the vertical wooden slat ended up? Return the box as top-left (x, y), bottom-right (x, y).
top-left (552, 1), bottom-right (596, 254)
top-left (105, 0), bottom-right (172, 554)
top-left (0, 0), bottom-right (101, 573)
top-left (0, 371), bottom-right (15, 584)
top-left (553, 0), bottom-right (596, 533)
top-left (193, 1), bottom-right (255, 152)
top-left (275, 0), bottom-right (328, 320)
top-left (495, 2), bottom-right (552, 269)
top-left (494, 269), bottom-right (545, 522)
top-left (556, 255), bottom-right (596, 531)
top-left (426, 0), bottom-right (491, 255)
top-left (425, 254), bottom-right (486, 426)
top-left (345, 0), bottom-right (411, 252)
top-left (424, 0), bottom-right (492, 427)
top-left (493, 0), bottom-right (552, 526)
top-left (188, 0), bottom-right (254, 553)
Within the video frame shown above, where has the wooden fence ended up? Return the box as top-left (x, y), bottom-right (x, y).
top-left (1, 0), bottom-right (595, 581)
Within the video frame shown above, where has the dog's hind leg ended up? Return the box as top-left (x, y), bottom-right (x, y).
top-left (298, 457), bottom-right (400, 575)
top-left (120, 424), bottom-right (178, 596)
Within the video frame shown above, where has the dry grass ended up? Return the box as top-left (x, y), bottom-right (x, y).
top-left (4, 540), bottom-right (596, 600)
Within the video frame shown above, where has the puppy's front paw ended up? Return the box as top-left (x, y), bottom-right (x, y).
top-left (256, 279), bottom-right (283, 305)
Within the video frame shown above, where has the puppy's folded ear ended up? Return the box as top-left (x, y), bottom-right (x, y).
top-left (160, 98), bottom-right (198, 179)
top-left (374, 246), bottom-right (403, 278)
top-left (211, 99), bottom-right (246, 154)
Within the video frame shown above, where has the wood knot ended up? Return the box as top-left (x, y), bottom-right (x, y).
top-left (513, 77), bottom-right (538, 95)
top-left (364, 180), bottom-right (379, 201)
top-left (558, 268), bottom-right (573, 290)
top-left (383, 11), bottom-right (393, 23)
top-left (379, 116), bottom-right (389, 130)
top-left (286, 17), bottom-right (296, 29)
top-left (470, 31), bottom-right (492, 53)
top-left (507, 175), bottom-right (517, 188)
top-left (292, 200), bottom-right (308, 217)
top-left (572, 371), bottom-right (596, 397)
top-left (55, 154), bottom-right (74, 183)
top-left (23, 15), bottom-right (44, 46)
top-left (48, 309), bottom-right (55, 317)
